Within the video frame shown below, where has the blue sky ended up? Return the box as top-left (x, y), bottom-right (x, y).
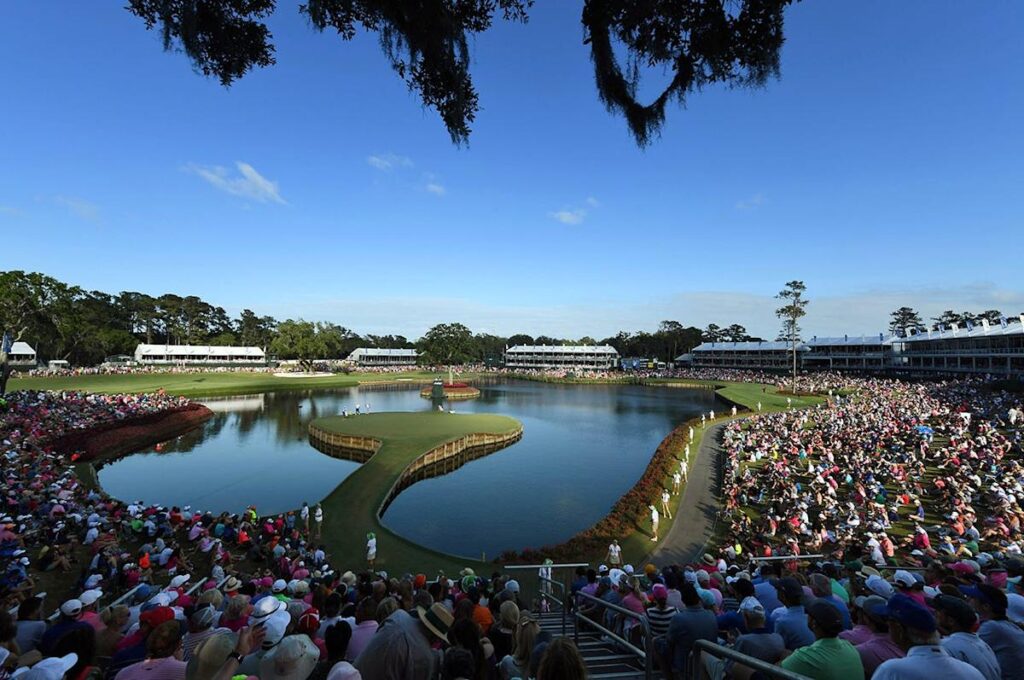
top-left (1, 1), bottom-right (1021, 339)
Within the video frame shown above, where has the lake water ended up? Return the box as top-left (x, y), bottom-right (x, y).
top-left (97, 380), bottom-right (721, 557)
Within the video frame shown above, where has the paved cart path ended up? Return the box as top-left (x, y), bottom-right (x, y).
top-left (649, 421), bottom-right (727, 565)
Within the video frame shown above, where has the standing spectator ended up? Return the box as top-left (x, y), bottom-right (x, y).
top-left (658, 583), bottom-right (717, 676)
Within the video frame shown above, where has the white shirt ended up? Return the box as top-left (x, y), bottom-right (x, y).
top-left (366, 537), bottom-right (377, 555)
top-left (300, 506), bottom-right (309, 520)
top-left (873, 644), bottom-right (986, 680)
top-left (940, 632), bottom-right (1001, 680)
top-left (315, 507), bottom-right (323, 522)
top-left (608, 544), bottom-right (621, 562)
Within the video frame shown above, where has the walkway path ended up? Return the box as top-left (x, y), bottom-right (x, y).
top-left (648, 421), bottom-right (728, 565)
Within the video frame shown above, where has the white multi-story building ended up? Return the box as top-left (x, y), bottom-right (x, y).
top-left (345, 348), bottom-right (418, 367)
top-left (134, 344), bottom-right (266, 365)
top-left (803, 335), bottom-right (899, 372)
top-left (504, 345), bottom-right (620, 370)
top-left (690, 341), bottom-right (801, 370)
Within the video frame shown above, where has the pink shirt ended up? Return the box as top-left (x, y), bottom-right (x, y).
top-left (114, 656), bottom-right (187, 680)
top-left (345, 620), bottom-right (380, 661)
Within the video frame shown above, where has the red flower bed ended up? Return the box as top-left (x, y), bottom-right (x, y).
top-left (443, 382), bottom-right (470, 389)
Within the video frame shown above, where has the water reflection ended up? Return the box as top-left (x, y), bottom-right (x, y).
top-left (97, 380), bottom-right (722, 555)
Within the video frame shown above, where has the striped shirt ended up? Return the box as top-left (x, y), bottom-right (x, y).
top-left (647, 606), bottom-right (678, 637)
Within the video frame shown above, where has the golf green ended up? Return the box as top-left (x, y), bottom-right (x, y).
top-left (308, 412), bottom-right (522, 573)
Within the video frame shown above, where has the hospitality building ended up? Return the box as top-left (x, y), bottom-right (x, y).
top-left (134, 343), bottom-right (266, 365)
top-left (897, 318), bottom-right (1024, 376)
top-left (504, 344), bottom-right (620, 370)
top-left (689, 341), bottom-right (801, 370)
top-left (7, 342), bottom-right (37, 371)
top-left (802, 335), bottom-right (899, 372)
top-left (346, 347), bottom-right (419, 367)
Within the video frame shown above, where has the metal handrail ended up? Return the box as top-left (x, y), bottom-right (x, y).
top-left (504, 562), bottom-right (589, 570)
top-left (688, 639), bottom-right (812, 680)
top-left (537, 575), bottom-right (567, 635)
top-left (574, 590), bottom-right (654, 680)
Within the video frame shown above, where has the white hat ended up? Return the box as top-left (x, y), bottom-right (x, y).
top-left (11, 653), bottom-right (78, 679)
top-left (892, 570), bottom-right (916, 588)
top-left (623, 564), bottom-right (635, 574)
top-left (79, 589), bottom-right (103, 606)
top-left (272, 579), bottom-right (288, 593)
top-left (60, 599), bottom-right (83, 617)
top-left (865, 575), bottom-right (894, 599)
top-left (250, 595), bottom-right (283, 622)
top-left (739, 596), bottom-right (765, 615)
top-left (598, 565), bottom-right (608, 573)
top-left (259, 609), bottom-right (291, 649)
top-left (169, 574), bottom-right (190, 589)
top-left (84, 574), bottom-right (102, 589)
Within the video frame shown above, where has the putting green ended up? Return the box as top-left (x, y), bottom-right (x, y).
top-left (308, 411), bottom-right (522, 573)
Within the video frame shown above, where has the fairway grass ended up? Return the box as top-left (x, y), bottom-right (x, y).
top-left (8, 370), bottom-right (455, 398)
top-left (309, 412), bottom-right (522, 573)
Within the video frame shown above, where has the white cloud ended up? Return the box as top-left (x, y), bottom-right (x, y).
top-left (0, 205), bottom-right (23, 217)
top-left (187, 161), bottom-right (286, 204)
top-left (367, 153), bottom-right (414, 171)
top-left (54, 195), bottom-right (100, 222)
top-left (550, 209), bottom-right (587, 225)
top-left (585, 196), bottom-right (601, 208)
top-left (736, 192), bottom-right (765, 210)
top-left (425, 182), bottom-right (446, 196)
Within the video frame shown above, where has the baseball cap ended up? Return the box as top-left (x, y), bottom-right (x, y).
top-left (929, 594), bottom-right (978, 628)
top-left (10, 653), bottom-right (78, 679)
top-left (892, 570), bottom-right (918, 589)
top-left (739, 597), bottom-right (765, 615)
top-left (853, 595), bottom-right (888, 616)
top-left (871, 593), bottom-right (936, 632)
top-left (865, 575), bottom-right (895, 599)
top-left (79, 589), bottom-right (102, 606)
top-left (774, 577), bottom-right (803, 601)
top-left (272, 579), bottom-right (288, 593)
top-left (960, 584), bottom-right (1008, 615)
top-left (807, 600), bottom-right (843, 635)
top-left (59, 599), bottom-right (83, 617)
top-left (652, 584), bottom-right (668, 600)
top-left (140, 606), bottom-right (175, 629)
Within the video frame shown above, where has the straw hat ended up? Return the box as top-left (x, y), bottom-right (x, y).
top-left (259, 634), bottom-right (319, 680)
top-left (186, 631), bottom-right (237, 680)
top-left (417, 602), bottom-right (453, 643)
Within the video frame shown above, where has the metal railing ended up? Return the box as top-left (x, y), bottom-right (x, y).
top-left (688, 640), bottom-right (812, 680)
top-left (537, 576), bottom-right (568, 635)
top-left (574, 589), bottom-right (655, 680)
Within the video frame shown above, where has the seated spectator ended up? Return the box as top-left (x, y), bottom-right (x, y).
top-left (658, 583), bottom-right (717, 676)
top-left (780, 601), bottom-right (863, 680)
top-left (114, 619), bottom-right (185, 680)
top-left (932, 594), bottom-right (1001, 680)
top-left (705, 596), bottom-right (784, 680)
top-left (963, 584), bottom-right (1024, 680)
top-left (771, 578), bottom-right (815, 651)
top-left (536, 637), bottom-right (587, 680)
top-left (871, 594), bottom-right (985, 680)
top-left (353, 603), bottom-right (452, 680)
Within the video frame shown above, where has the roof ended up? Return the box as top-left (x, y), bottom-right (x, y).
top-left (805, 334), bottom-right (899, 347)
top-left (902, 320), bottom-right (1024, 343)
top-left (347, 348), bottom-right (418, 359)
top-left (505, 345), bottom-right (619, 355)
top-left (692, 341), bottom-right (806, 352)
top-left (9, 341), bottom-right (35, 355)
top-left (134, 344), bottom-right (265, 357)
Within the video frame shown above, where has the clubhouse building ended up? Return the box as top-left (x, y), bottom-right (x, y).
top-left (346, 348), bottom-right (419, 367)
top-left (685, 316), bottom-right (1024, 378)
top-left (503, 344), bottom-right (620, 370)
top-left (7, 342), bottom-right (37, 371)
top-left (134, 343), bottom-right (267, 365)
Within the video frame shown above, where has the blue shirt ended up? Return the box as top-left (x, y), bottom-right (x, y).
top-left (663, 605), bottom-right (718, 671)
top-left (772, 605), bottom-right (816, 650)
top-left (754, 581), bottom-right (783, 612)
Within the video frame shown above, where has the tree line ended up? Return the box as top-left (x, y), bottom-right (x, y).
top-left (0, 271), bottom-right (755, 371)
top-left (888, 307), bottom-right (1022, 335)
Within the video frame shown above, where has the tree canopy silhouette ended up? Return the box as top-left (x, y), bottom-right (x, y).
top-left (126, 0), bottom-right (795, 145)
